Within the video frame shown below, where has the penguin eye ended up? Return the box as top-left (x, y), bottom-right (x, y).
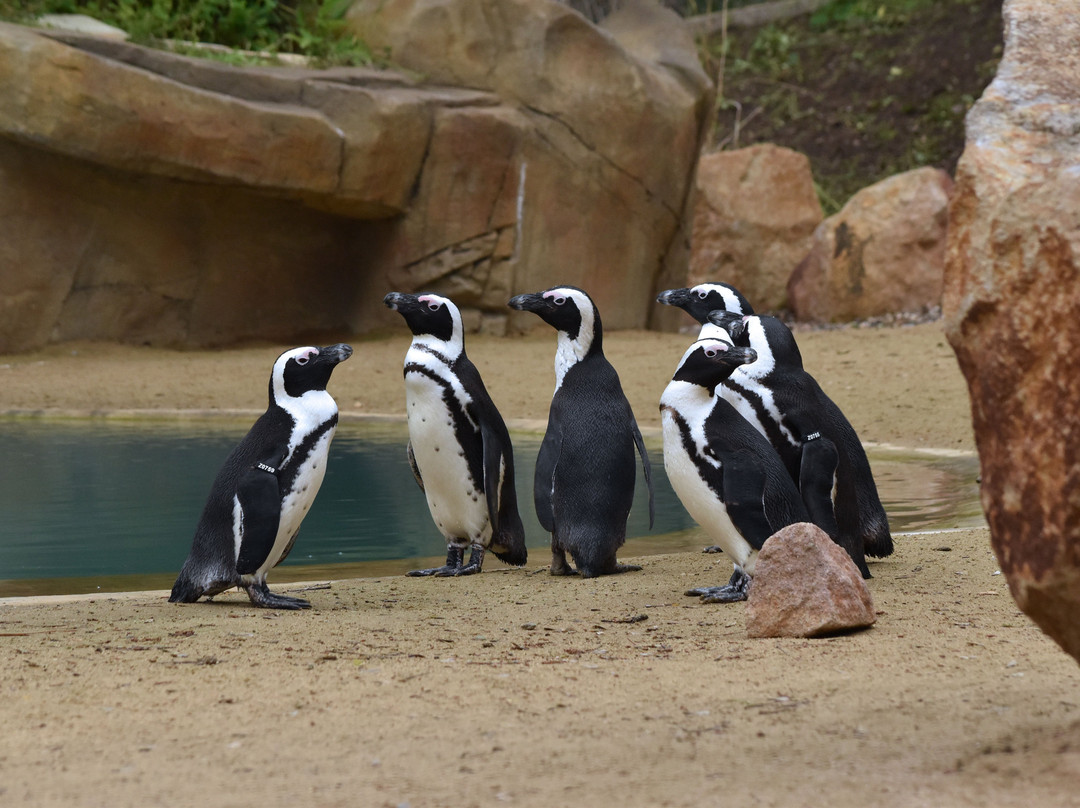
top-left (697, 290), bottom-right (709, 300)
top-left (553, 296), bottom-right (566, 306)
top-left (427, 302), bottom-right (441, 312)
top-left (295, 355), bottom-right (310, 366)
top-left (704, 348), bottom-right (717, 358)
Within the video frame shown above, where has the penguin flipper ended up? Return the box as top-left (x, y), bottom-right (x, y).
top-left (631, 419), bottom-right (655, 530)
top-left (235, 461), bottom-right (282, 576)
top-left (720, 453), bottom-right (775, 551)
top-left (533, 428), bottom-right (561, 534)
top-left (798, 435), bottom-right (841, 539)
top-left (407, 441), bottom-right (425, 491)
top-left (800, 436), bottom-right (871, 578)
top-left (481, 419), bottom-right (527, 566)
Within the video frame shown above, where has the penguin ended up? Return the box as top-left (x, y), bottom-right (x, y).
top-left (170, 343), bottom-right (353, 610)
top-left (661, 334), bottom-right (811, 602)
top-left (508, 286), bottom-right (654, 577)
top-left (707, 309), bottom-right (892, 578)
top-left (656, 286), bottom-right (893, 575)
top-left (383, 292), bottom-right (527, 576)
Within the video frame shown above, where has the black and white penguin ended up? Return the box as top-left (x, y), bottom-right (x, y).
top-left (656, 283), bottom-right (755, 324)
top-left (707, 310), bottom-right (892, 577)
top-left (661, 335), bottom-right (811, 602)
top-left (170, 343), bottom-right (353, 609)
top-left (384, 292), bottom-right (527, 576)
top-left (508, 286), bottom-right (654, 577)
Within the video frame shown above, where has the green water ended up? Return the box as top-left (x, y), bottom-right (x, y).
top-left (0, 419), bottom-right (983, 598)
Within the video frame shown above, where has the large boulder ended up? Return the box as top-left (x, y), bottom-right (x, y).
top-left (687, 144), bottom-right (822, 312)
top-left (788, 166), bottom-right (952, 322)
top-left (942, 0), bottom-right (1080, 664)
top-left (0, 0), bottom-right (712, 351)
top-left (347, 0), bottom-right (713, 335)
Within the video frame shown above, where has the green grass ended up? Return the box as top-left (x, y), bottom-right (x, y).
top-left (0, 0), bottom-right (376, 67)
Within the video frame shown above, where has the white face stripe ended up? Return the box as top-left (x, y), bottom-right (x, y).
top-left (739, 317), bottom-right (775, 380)
top-left (413, 293), bottom-right (465, 361)
top-left (691, 283), bottom-right (746, 314)
top-left (271, 346), bottom-right (340, 465)
top-left (674, 336), bottom-right (738, 379)
top-left (695, 322), bottom-right (736, 344)
top-left (724, 316), bottom-right (798, 446)
top-left (549, 287), bottom-right (596, 390)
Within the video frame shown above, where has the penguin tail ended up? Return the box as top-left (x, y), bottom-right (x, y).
top-left (863, 521), bottom-right (894, 558)
top-left (489, 518), bottom-right (528, 567)
top-left (168, 573), bottom-right (203, 604)
top-left (491, 542), bottom-right (528, 567)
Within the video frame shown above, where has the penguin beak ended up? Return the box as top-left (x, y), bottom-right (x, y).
top-left (731, 346), bottom-right (757, 366)
top-left (383, 292), bottom-right (419, 312)
top-left (656, 288), bottom-right (692, 309)
top-left (707, 309), bottom-right (747, 342)
top-left (508, 292), bottom-right (547, 313)
top-left (318, 344), bottom-right (353, 364)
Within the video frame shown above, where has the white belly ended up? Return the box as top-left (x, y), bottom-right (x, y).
top-left (405, 373), bottom-right (490, 543)
top-left (256, 427), bottom-right (335, 577)
top-left (662, 411), bottom-right (756, 571)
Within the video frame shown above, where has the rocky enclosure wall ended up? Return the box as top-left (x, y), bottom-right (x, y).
top-left (0, 0), bottom-right (711, 352)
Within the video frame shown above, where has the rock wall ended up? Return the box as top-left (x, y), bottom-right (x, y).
top-left (0, 0), bottom-right (711, 351)
top-left (942, 0), bottom-right (1080, 664)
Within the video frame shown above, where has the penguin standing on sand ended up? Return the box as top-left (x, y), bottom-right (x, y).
top-left (707, 310), bottom-right (892, 578)
top-left (384, 292), bottom-right (526, 576)
top-left (508, 286), bottom-right (654, 577)
top-left (656, 286), bottom-right (893, 576)
top-left (661, 334), bottom-right (811, 602)
top-left (170, 343), bottom-right (353, 609)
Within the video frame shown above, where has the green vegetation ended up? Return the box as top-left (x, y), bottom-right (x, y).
top-left (0, 0), bottom-right (375, 67)
top-left (701, 0), bottom-right (1003, 213)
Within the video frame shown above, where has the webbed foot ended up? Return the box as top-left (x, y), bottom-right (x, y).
top-left (685, 568), bottom-right (751, 603)
top-left (408, 546), bottom-right (468, 578)
top-left (433, 545), bottom-right (485, 577)
top-left (245, 581), bottom-right (311, 610)
top-left (550, 548), bottom-right (578, 576)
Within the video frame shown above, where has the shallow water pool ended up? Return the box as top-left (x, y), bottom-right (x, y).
top-left (0, 419), bottom-right (983, 597)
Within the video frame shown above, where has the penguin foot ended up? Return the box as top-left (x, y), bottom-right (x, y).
top-left (434, 545), bottom-right (485, 577)
top-left (686, 569), bottom-right (751, 603)
top-left (245, 582), bottom-right (312, 610)
top-left (699, 586), bottom-right (748, 604)
top-left (407, 544), bottom-right (472, 577)
top-left (549, 549), bottom-right (578, 576)
top-left (702, 545), bottom-right (724, 554)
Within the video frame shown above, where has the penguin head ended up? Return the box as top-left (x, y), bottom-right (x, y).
top-left (272, 343), bottom-right (353, 402)
top-left (672, 337), bottom-right (758, 394)
top-left (738, 314), bottom-right (804, 378)
top-left (706, 309), bottom-right (750, 345)
top-left (656, 283), bottom-right (754, 325)
top-left (508, 286), bottom-right (601, 350)
top-left (384, 292), bottom-right (464, 353)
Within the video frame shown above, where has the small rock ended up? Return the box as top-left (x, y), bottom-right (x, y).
top-left (745, 522), bottom-right (876, 638)
top-left (37, 14), bottom-right (128, 40)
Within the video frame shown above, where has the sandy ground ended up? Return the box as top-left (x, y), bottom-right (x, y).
top-left (2, 322), bottom-right (1079, 807)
